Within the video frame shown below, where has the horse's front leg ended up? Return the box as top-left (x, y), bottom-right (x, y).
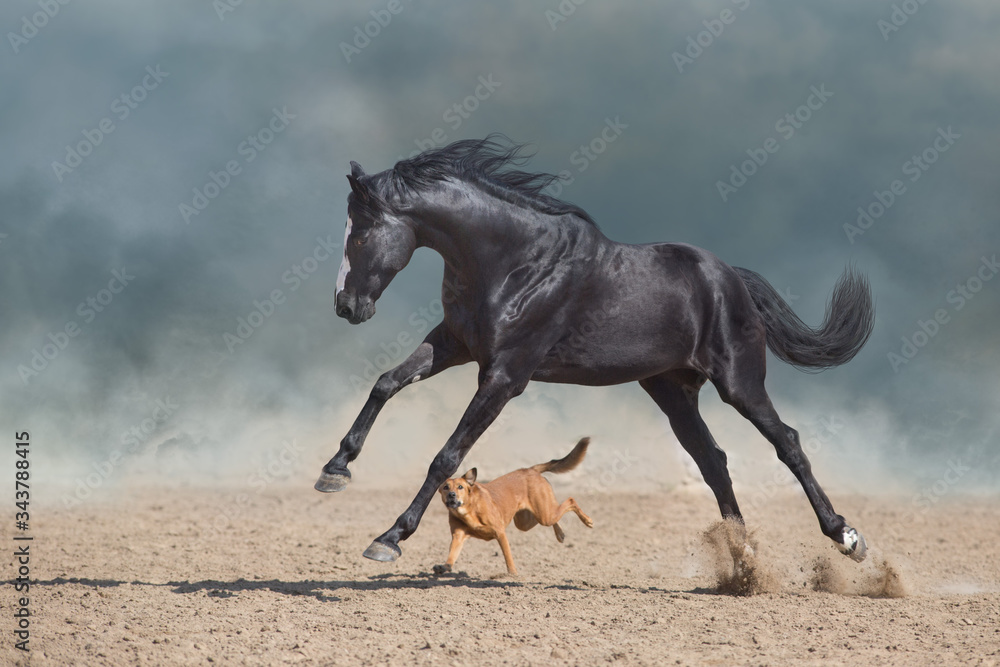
top-left (315, 324), bottom-right (470, 492)
top-left (363, 367), bottom-right (529, 561)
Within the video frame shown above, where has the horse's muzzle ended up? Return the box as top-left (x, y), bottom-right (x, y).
top-left (335, 291), bottom-right (375, 325)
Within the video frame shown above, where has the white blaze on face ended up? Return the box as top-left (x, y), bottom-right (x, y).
top-left (336, 216), bottom-right (352, 295)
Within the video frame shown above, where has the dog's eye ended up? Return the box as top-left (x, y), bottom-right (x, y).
top-left (457, 485), bottom-right (463, 490)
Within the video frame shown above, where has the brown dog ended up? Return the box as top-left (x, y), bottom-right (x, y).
top-left (434, 437), bottom-right (593, 576)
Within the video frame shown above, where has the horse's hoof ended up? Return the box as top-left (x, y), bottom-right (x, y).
top-left (836, 526), bottom-right (868, 562)
top-left (363, 540), bottom-right (402, 562)
top-left (314, 471), bottom-right (351, 493)
top-left (432, 563), bottom-right (452, 575)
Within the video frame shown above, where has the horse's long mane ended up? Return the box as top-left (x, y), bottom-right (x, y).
top-left (373, 134), bottom-right (598, 227)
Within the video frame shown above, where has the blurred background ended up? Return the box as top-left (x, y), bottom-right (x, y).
top-left (1, 1), bottom-right (997, 511)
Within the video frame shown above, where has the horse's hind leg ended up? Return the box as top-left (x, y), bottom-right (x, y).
top-left (713, 360), bottom-right (867, 561)
top-left (640, 370), bottom-right (743, 522)
top-left (316, 323), bottom-right (470, 492)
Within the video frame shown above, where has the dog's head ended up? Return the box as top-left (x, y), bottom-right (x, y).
top-left (439, 468), bottom-right (477, 510)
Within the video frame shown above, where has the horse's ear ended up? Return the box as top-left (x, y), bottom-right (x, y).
top-left (346, 173), bottom-right (370, 203)
top-left (350, 161), bottom-right (366, 178)
top-left (463, 468), bottom-right (477, 486)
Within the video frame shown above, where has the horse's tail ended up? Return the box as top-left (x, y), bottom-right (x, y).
top-left (733, 266), bottom-right (875, 372)
top-left (532, 437), bottom-right (590, 474)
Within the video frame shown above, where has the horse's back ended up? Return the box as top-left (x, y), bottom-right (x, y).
top-left (532, 239), bottom-right (759, 384)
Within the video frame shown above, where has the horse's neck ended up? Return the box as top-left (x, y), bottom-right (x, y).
top-left (413, 184), bottom-right (602, 289)
top-left (415, 196), bottom-right (531, 271)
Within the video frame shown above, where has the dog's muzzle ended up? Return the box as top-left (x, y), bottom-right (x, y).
top-left (444, 493), bottom-right (461, 509)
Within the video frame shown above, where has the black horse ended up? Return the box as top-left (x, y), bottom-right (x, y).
top-left (321, 135), bottom-right (875, 564)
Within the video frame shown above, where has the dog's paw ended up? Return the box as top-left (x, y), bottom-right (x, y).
top-left (432, 563), bottom-right (452, 575)
top-left (582, 516), bottom-right (594, 528)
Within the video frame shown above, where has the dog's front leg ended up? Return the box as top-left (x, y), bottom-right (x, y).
top-left (434, 527), bottom-right (469, 574)
top-left (496, 531), bottom-right (518, 575)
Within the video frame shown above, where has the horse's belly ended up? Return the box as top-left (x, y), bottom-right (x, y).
top-left (530, 363), bottom-right (663, 386)
top-left (531, 296), bottom-right (700, 385)
top-left (532, 339), bottom-right (693, 386)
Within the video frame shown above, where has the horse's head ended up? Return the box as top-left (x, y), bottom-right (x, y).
top-left (335, 161), bottom-right (417, 324)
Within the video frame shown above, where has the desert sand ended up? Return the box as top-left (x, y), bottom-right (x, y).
top-left (4, 480), bottom-right (999, 666)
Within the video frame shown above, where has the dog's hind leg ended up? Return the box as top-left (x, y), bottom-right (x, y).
top-left (535, 497), bottom-right (594, 529)
top-left (528, 479), bottom-right (594, 530)
top-left (513, 509), bottom-right (539, 532)
top-left (515, 508), bottom-right (565, 542)
top-left (565, 499), bottom-right (593, 528)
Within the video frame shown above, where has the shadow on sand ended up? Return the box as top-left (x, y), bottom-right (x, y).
top-left (15, 572), bottom-right (559, 603)
top-left (13, 575), bottom-right (739, 602)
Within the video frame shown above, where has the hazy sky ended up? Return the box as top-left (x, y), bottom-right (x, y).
top-left (2, 1), bottom-right (998, 497)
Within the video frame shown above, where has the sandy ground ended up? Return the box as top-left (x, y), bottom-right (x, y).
top-left (4, 480), bottom-right (999, 666)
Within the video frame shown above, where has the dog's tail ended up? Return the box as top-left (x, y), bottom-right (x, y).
top-left (532, 437), bottom-right (590, 474)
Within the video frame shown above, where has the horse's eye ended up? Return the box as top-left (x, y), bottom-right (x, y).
top-left (353, 236), bottom-right (366, 247)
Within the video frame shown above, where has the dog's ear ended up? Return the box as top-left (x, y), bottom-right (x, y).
top-left (462, 468), bottom-right (477, 485)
